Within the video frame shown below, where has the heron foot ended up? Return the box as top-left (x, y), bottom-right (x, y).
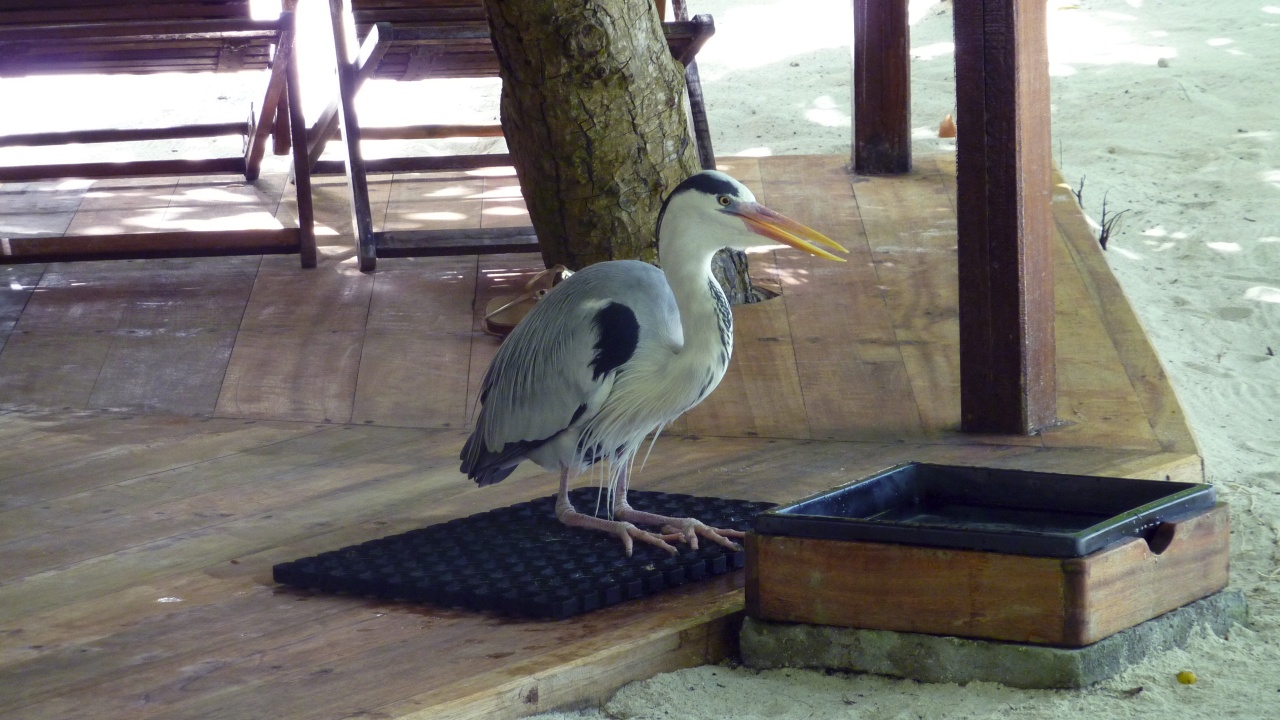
top-left (614, 506), bottom-right (745, 552)
top-left (556, 506), bottom-right (681, 557)
top-left (664, 520), bottom-right (746, 552)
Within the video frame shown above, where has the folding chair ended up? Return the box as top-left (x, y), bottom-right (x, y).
top-left (309, 0), bottom-right (716, 271)
top-left (0, 0), bottom-right (317, 267)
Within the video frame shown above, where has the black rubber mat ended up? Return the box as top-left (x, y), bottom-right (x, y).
top-left (273, 488), bottom-right (774, 620)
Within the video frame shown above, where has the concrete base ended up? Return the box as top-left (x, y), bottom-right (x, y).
top-left (740, 590), bottom-right (1247, 689)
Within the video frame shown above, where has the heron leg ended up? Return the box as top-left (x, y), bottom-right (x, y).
top-left (610, 466), bottom-right (745, 552)
top-left (553, 466), bottom-right (680, 557)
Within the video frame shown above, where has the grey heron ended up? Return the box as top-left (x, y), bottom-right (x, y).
top-left (460, 170), bottom-right (848, 555)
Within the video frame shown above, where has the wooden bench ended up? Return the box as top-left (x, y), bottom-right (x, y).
top-left (310, 0), bottom-right (716, 271)
top-left (0, 0), bottom-right (316, 267)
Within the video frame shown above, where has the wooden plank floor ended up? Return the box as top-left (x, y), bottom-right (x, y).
top-left (0, 155), bottom-right (1199, 719)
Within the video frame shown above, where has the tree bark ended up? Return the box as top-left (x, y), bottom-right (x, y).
top-left (485, 0), bottom-right (760, 303)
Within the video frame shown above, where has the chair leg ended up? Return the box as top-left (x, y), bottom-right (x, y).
top-left (671, 2), bottom-right (716, 170)
top-left (272, 102), bottom-right (292, 156)
top-left (287, 51), bottom-right (317, 268)
top-left (684, 60), bottom-right (716, 171)
top-left (328, 0), bottom-right (378, 271)
top-left (246, 18), bottom-right (293, 181)
top-left (307, 21), bottom-right (392, 171)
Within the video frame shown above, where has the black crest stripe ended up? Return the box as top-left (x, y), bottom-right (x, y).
top-left (656, 172), bottom-right (741, 237)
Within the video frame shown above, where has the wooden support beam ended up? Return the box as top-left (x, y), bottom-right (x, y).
top-left (347, 123), bottom-right (505, 141)
top-left (311, 153), bottom-right (513, 176)
top-left (0, 123), bottom-right (250, 148)
top-left (0, 229), bottom-right (301, 263)
top-left (851, 0), bottom-right (910, 174)
top-left (0, 19), bottom-right (282, 44)
top-left (0, 158), bottom-right (245, 182)
top-left (375, 226), bottom-right (541, 257)
top-left (954, 0), bottom-right (1056, 434)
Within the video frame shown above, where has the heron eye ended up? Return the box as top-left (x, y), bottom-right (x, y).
top-left (717, 195), bottom-right (732, 207)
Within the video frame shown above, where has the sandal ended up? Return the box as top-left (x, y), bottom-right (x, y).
top-left (482, 264), bottom-right (573, 338)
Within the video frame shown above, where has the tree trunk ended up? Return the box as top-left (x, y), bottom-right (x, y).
top-left (485, 0), bottom-right (761, 303)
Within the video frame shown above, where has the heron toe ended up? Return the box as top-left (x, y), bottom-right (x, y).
top-left (659, 518), bottom-right (745, 552)
top-left (555, 504), bottom-right (681, 556)
top-left (615, 505), bottom-right (744, 552)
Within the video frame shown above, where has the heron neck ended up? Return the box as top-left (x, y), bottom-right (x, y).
top-left (658, 231), bottom-right (732, 357)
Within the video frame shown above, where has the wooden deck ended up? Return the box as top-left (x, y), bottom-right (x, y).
top-left (0, 154), bottom-right (1198, 719)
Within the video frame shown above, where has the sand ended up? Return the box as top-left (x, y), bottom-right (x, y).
top-left (531, 0), bottom-right (1280, 718)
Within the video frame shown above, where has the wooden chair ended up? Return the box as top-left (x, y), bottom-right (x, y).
top-left (309, 0), bottom-right (716, 271)
top-left (0, 0), bottom-right (317, 267)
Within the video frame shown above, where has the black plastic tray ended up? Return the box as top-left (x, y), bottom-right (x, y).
top-left (753, 463), bottom-right (1216, 558)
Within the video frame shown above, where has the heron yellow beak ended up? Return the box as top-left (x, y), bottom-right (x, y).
top-left (731, 202), bottom-right (850, 262)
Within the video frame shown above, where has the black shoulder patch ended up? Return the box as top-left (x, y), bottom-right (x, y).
top-left (591, 302), bottom-right (640, 380)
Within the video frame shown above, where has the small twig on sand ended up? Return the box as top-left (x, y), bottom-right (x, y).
top-left (1097, 190), bottom-right (1130, 250)
top-left (1073, 176), bottom-right (1085, 206)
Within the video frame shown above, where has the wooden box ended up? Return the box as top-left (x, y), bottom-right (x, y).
top-left (745, 466), bottom-right (1230, 647)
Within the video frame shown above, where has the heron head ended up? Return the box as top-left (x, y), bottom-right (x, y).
top-left (657, 170), bottom-right (849, 262)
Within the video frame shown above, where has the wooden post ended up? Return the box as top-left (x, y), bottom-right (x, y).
top-left (954, 0), bottom-right (1056, 434)
top-left (851, 0), bottom-right (910, 174)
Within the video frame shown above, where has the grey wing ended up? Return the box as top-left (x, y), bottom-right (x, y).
top-left (459, 261), bottom-right (679, 485)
